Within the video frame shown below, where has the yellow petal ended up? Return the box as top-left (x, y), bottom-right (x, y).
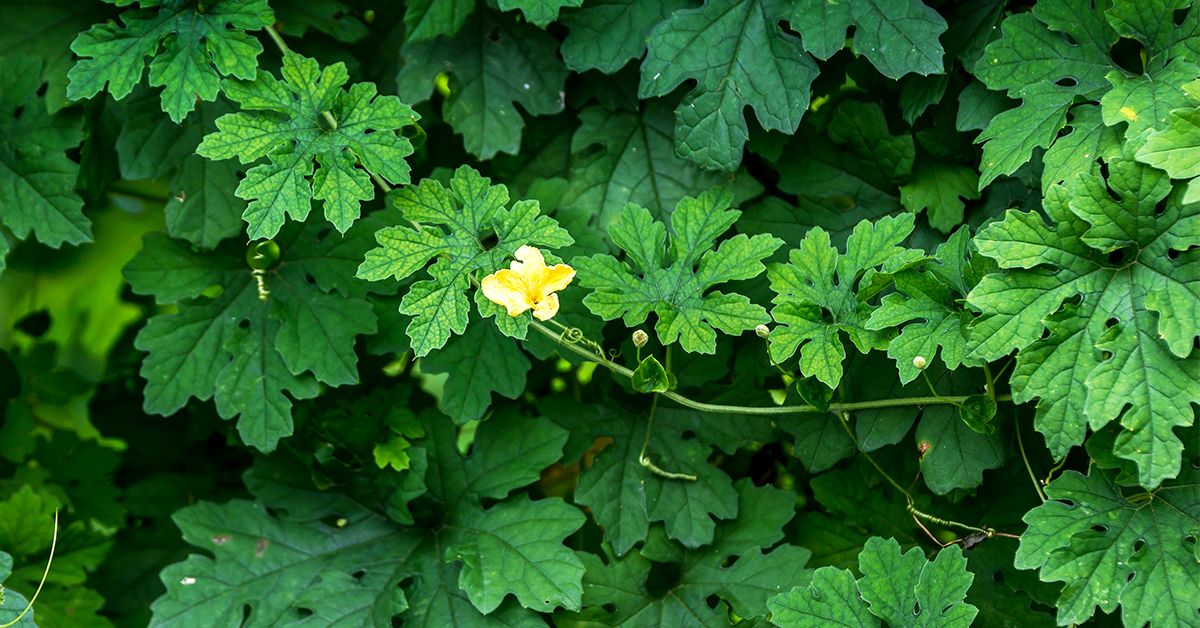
top-left (537, 264), bottom-right (576, 295)
top-left (533, 292), bottom-right (560, 320)
top-left (513, 245), bottom-right (546, 269)
top-left (481, 269), bottom-right (533, 317)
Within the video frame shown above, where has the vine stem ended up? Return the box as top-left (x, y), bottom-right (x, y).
top-left (263, 25), bottom-right (340, 135)
top-left (0, 511), bottom-right (57, 628)
top-left (530, 321), bottom-right (1012, 417)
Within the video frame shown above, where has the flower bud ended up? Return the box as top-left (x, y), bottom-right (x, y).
top-left (755, 324), bottom-right (770, 338)
top-left (912, 355), bottom-right (928, 370)
top-left (632, 329), bottom-right (649, 348)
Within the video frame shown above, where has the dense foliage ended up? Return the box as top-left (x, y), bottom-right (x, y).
top-left (0, 0), bottom-right (1197, 626)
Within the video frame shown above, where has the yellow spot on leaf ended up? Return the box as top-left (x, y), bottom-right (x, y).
top-left (481, 245), bottom-right (575, 321)
top-left (1119, 106), bottom-right (1138, 121)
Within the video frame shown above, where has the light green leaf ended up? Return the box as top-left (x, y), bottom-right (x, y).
top-left (789, 0), bottom-right (948, 79)
top-left (975, 83), bottom-right (1073, 189)
top-left (968, 156), bottom-right (1200, 486)
top-left (1042, 104), bottom-right (1122, 193)
top-left (639, 0), bottom-right (819, 171)
top-left (768, 214), bottom-right (918, 388)
top-left (858, 538), bottom-right (977, 627)
top-left (357, 166), bottom-right (573, 356)
top-left (67, 0), bottom-right (273, 122)
top-left (1136, 106), bottom-right (1200, 203)
top-left (561, 0), bottom-right (688, 73)
top-left (576, 190), bottom-right (783, 354)
top-left (770, 538), bottom-right (976, 627)
top-left (197, 53), bottom-right (419, 239)
top-left (0, 552), bottom-right (35, 628)
top-left (0, 56), bottom-right (89, 248)
top-left (865, 228), bottom-right (975, 384)
top-left (1015, 467), bottom-right (1200, 626)
top-left (768, 567), bottom-right (879, 627)
top-left (397, 12), bottom-right (568, 160)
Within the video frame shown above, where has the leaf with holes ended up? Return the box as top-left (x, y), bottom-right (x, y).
top-left (639, 0), bottom-right (819, 171)
top-left (1015, 465), bottom-right (1200, 626)
top-left (968, 155), bottom-right (1200, 486)
top-left (789, 0), bottom-right (948, 79)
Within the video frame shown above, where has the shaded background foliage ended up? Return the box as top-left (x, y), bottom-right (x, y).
top-left (0, 0), bottom-right (1197, 626)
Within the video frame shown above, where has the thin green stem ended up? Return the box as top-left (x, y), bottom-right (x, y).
top-left (263, 24), bottom-right (340, 134)
top-left (529, 321), bottom-right (1011, 416)
top-left (834, 412), bottom-right (912, 499)
top-left (1016, 419), bottom-right (1048, 503)
top-left (0, 511), bottom-right (57, 628)
top-left (637, 395), bottom-right (697, 481)
top-left (263, 23), bottom-right (290, 54)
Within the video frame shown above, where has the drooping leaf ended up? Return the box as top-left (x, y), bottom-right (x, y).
top-left (1137, 106), bottom-right (1200, 203)
top-left (67, 0), bottom-right (274, 122)
top-left (357, 166), bottom-right (573, 356)
top-left (576, 189), bottom-right (783, 354)
top-left (197, 53), bottom-right (419, 238)
top-left (639, 0), bottom-right (819, 171)
top-left (397, 11), bottom-right (568, 160)
top-left (969, 155), bottom-right (1200, 486)
top-left (115, 88), bottom-right (243, 248)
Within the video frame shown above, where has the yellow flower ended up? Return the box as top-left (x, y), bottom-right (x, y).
top-left (480, 245), bottom-right (575, 320)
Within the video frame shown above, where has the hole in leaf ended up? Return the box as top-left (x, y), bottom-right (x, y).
top-left (305, 273), bottom-right (317, 285)
top-left (487, 27), bottom-right (502, 42)
top-left (1167, 248), bottom-right (1180, 260)
top-left (12, 105), bottom-right (24, 120)
top-left (296, 608), bottom-right (313, 618)
top-left (720, 554), bottom-right (740, 568)
top-left (1175, 6), bottom-right (1191, 26)
top-left (1104, 317), bottom-right (1120, 329)
top-left (1054, 77), bottom-right (1078, 88)
top-left (705, 594), bottom-right (720, 609)
top-left (681, 430), bottom-right (696, 440)
top-left (352, 569), bottom-right (366, 581)
top-left (1090, 524), bottom-right (1108, 533)
top-left (15, 310), bottom-right (51, 338)
top-left (1062, 32), bottom-right (1080, 46)
top-left (601, 603), bottom-right (617, 613)
top-left (644, 561), bottom-right (682, 598)
top-left (238, 319), bottom-right (251, 330)
top-left (1110, 38), bottom-right (1147, 74)
top-left (1132, 539), bottom-right (1145, 553)
top-left (1107, 249), bottom-right (1129, 265)
top-left (480, 233), bottom-right (499, 250)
